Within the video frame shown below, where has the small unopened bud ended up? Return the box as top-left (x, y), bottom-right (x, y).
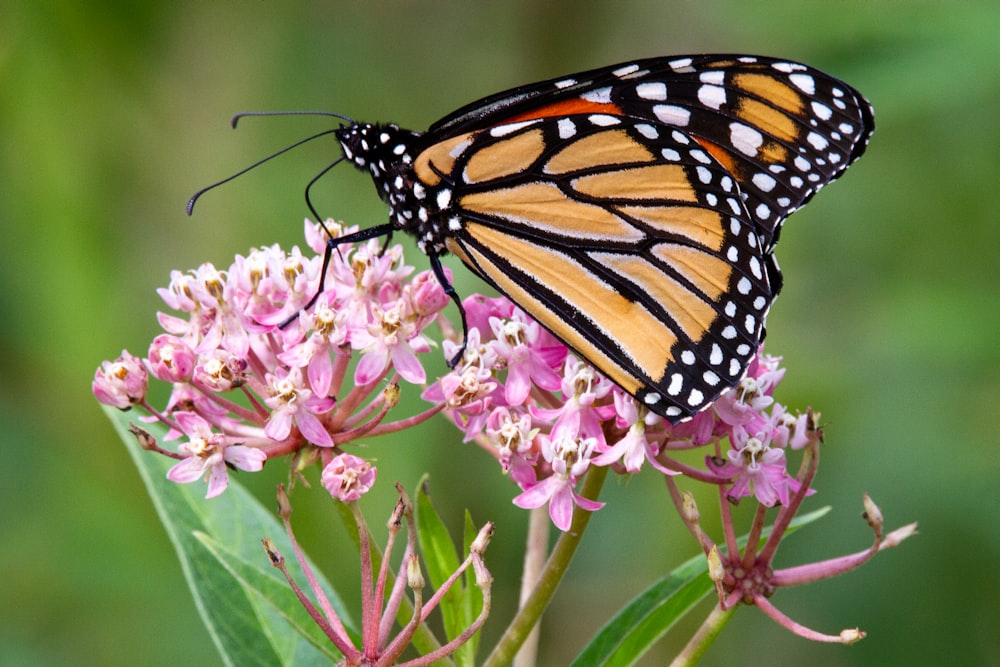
top-left (840, 628), bottom-right (866, 644)
top-left (406, 554), bottom-right (424, 590)
top-left (861, 493), bottom-right (883, 530)
top-left (680, 490), bottom-right (700, 523)
top-left (388, 497), bottom-right (406, 529)
top-left (128, 423), bottom-right (157, 451)
top-left (276, 484), bottom-right (292, 520)
top-left (261, 537), bottom-right (283, 567)
top-left (806, 408), bottom-right (824, 443)
top-left (707, 545), bottom-right (725, 583)
top-left (881, 522), bottom-right (919, 550)
top-left (383, 383), bottom-right (401, 409)
top-left (294, 447), bottom-right (321, 475)
top-left (471, 522), bottom-right (495, 554)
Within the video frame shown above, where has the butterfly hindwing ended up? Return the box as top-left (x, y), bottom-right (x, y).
top-left (410, 115), bottom-right (770, 421)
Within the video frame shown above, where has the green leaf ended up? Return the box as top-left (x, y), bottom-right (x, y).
top-left (105, 406), bottom-right (353, 666)
top-left (414, 479), bottom-right (475, 665)
top-left (460, 510), bottom-right (484, 663)
top-left (571, 506), bottom-right (831, 666)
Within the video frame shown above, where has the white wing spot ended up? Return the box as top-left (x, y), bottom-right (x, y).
top-left (811, 101), bottom-right (833, 120)
top-left (710, 344), bottom-right (723, 365)
top-left (636, 82), bottom-right (667, 100)
top-left (636, 123), bottom-right (659, 139)
top-left (688, 389), bottom-right (705, 406)
top-left (752, 172), bottom-right (777, 192)
top-left (807, 132), bottom-right (829, 150)
top-left (729, 122), bottom-right (764, 157)
top-left (436, 188), bottom-right (452, 209)
top-left (613, 63), bottom-right (640, 77)
top-left (697, 84), bottom-right (727, 110)
top-left (667, 374), bottom-right (683, 396)
top-left (789, 73), bottom-right (816, 94)
top-left (490, 121), bottom-right (537, 138)
top-left (681, 350), bottom-right (696, 365)
top-left (690, 149), bottom-right (712, 164)
top-left (558, 118), bottom-right (577, 139)
top-left (581, 86), bottom-right (613, 104)
top-left (654, 105), bottom-right (692, 127)
top-left (589, 114), bottom-right (620, 126)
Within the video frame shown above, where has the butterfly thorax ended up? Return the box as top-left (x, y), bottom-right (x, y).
top-left (337, 123), bottom-right (452, 255)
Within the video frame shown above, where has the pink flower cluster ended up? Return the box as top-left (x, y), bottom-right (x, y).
top-left (94, 220), bottom-right (451, 498)
top-left (423, 296), bottom-right (814, 530)
top-left (94, 220), bottom-right (816, 527)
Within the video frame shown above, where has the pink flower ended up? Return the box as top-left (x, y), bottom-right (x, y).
top-left (166, 412), bottom-right (266, 498)
top-left (707, 426), bottom-right (805, 507)
top-left (321, 453), bottom-right (377, 501)
top-left (146, 335), bottom-right (196, 383)
top-left (592, 392), bottom-right (671, 474)
top-left (488, 311), bottom-right (563, 406)
top-left (351, 300), bottom-right (428, 385)
top-left (264, 366), bottom-right (336, 446)
top-left (93, 351), bottom-right (148, 409)
top-left (513, 433), bottom-right (604, 531)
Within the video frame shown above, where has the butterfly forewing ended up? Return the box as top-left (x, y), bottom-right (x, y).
top-left (430, 55), bottom-right (873, 250)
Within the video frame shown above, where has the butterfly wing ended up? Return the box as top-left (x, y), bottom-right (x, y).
top-left (338, 54), bottom-right (873, 421)
top-left (412, 115), bottom-right (771, 421)
top-left (430, 54), bottom-right (874, 250)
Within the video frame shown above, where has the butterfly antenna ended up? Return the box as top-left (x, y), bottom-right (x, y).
top-left (186, 110), bottom-right (354, 215)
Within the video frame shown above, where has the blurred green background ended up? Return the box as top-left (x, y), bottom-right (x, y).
top-left (3, 1), bottom-right (998, 665)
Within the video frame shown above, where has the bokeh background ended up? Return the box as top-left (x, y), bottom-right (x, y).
top-left (3, 2), bottom-right (998, 665)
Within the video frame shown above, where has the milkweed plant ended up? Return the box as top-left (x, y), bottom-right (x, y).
top-left (95, 219), bottom-right (916, 666)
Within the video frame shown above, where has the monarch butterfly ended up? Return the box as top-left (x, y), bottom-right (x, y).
top-left (194, 54), bottom-right (874, 423)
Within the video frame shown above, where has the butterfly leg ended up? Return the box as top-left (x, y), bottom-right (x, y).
top-left (429, 252), bottom-right (468, 368)
top-left (279, 222), bottom-right (397, 328)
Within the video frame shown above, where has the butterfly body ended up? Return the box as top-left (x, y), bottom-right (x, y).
top-left (333, 54), bottom-right (874, 422)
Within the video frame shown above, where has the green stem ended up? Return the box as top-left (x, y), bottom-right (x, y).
top-left (482, 465), bottom-right (609, 667)
top-left (670, 604), bottom-right (736, 667)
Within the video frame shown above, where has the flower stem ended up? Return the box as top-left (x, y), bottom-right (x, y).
top-left (670, 603), bottom-right (736, 667)
top-left (482, 464), bottom-right (608, 667)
